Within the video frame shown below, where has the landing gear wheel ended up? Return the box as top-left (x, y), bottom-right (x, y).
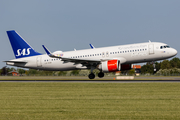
top-left (98, 72), bottom-right (104, 78)
top-left (88, 73), bottom-right (95, 79)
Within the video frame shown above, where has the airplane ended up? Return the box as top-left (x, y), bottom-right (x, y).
top-left (4, 30), bottom-right (177, 79)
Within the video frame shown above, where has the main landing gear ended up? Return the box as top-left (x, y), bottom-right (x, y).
top-left (88, 73), bottom-right (95, 79)
top-left (88, 72), bottom-right (105, 79)
top-left (88, 66), bottom-right (105, 79)
top-left (98, 72), bottom-right (104, 78)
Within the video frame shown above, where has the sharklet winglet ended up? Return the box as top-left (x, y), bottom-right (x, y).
top-left (42, 45), bottom-right (57, 58)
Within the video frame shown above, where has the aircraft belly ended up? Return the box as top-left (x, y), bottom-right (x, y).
top-left (42, 61), bottom-right (76, 71)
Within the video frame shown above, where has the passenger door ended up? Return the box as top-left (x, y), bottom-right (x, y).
top-left (149, 44), bottom-right (154, 54)
top-left (36, 57), bottom-right (42, 67)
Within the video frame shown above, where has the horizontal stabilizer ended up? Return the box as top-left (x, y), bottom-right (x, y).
top-left (3, 60), bottom-right (27, 63)
top-left (4, 60), bottom-right (27, 66)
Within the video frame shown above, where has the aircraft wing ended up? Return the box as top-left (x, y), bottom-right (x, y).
top-left (42, 45), bottom-right (126, 66)
top-left (42, 45), bottom-right (100, 66)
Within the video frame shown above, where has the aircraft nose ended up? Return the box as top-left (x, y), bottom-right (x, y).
top-left (171, 48), bottom-right (178, 56)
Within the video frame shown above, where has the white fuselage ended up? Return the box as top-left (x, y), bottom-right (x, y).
top-left (7, 42), bottom-right (177, 70)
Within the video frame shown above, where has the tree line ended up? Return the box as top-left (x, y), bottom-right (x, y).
top-left (141, 57), bottom-right (180, 75)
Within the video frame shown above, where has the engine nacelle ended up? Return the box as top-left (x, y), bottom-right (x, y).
top-left (98, 60), bottom-right (132, 72)
top-left (100, 60), bottom-right (120, 72)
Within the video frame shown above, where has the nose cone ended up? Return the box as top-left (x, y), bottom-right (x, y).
top-left (171, 48), bottom-right (178, 56)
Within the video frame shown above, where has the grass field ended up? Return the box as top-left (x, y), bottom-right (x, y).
top-left (0, 82), bottom-right (180, 120)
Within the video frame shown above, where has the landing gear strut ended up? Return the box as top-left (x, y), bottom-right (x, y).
top-left (152, 61), bottom-right (156, 74)
top-left (88, 66), bottom-right (96, 79)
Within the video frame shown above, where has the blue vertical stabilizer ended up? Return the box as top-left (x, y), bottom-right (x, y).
top-left (7, 30), bottom-right (42, 59)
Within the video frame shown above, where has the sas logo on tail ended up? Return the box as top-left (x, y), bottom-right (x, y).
top-left (16, 48), bottom-right (31, 56)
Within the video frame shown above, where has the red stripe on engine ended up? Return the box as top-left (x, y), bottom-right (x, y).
top-left (107, 60), bottom-right (118, 72)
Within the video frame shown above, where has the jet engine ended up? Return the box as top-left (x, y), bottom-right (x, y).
top-left (98, 60), bottom-right (120, 72)
top-left (98, 60), bottom-right (132, 72)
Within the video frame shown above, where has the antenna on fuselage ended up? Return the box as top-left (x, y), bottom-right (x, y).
top-left (149, 40), bottom-right (151, 43)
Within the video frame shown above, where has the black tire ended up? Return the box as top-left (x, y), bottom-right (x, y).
top-left (88, 73), bottom-right (95, 79)
top-left (98, 72), bottom-right (104, 78)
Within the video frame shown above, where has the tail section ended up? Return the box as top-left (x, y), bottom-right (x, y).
top-left (7, 30), bottom-right (42, 59)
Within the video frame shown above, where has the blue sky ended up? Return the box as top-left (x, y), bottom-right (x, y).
top-left (0, 0), bottom-right (180, 68)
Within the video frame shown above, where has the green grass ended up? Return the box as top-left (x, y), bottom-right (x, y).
top-left (0, 82), bottom-right (180, 120)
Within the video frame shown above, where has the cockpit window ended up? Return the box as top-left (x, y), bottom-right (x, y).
top-left (160, 45), bottom-right (170, 49)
